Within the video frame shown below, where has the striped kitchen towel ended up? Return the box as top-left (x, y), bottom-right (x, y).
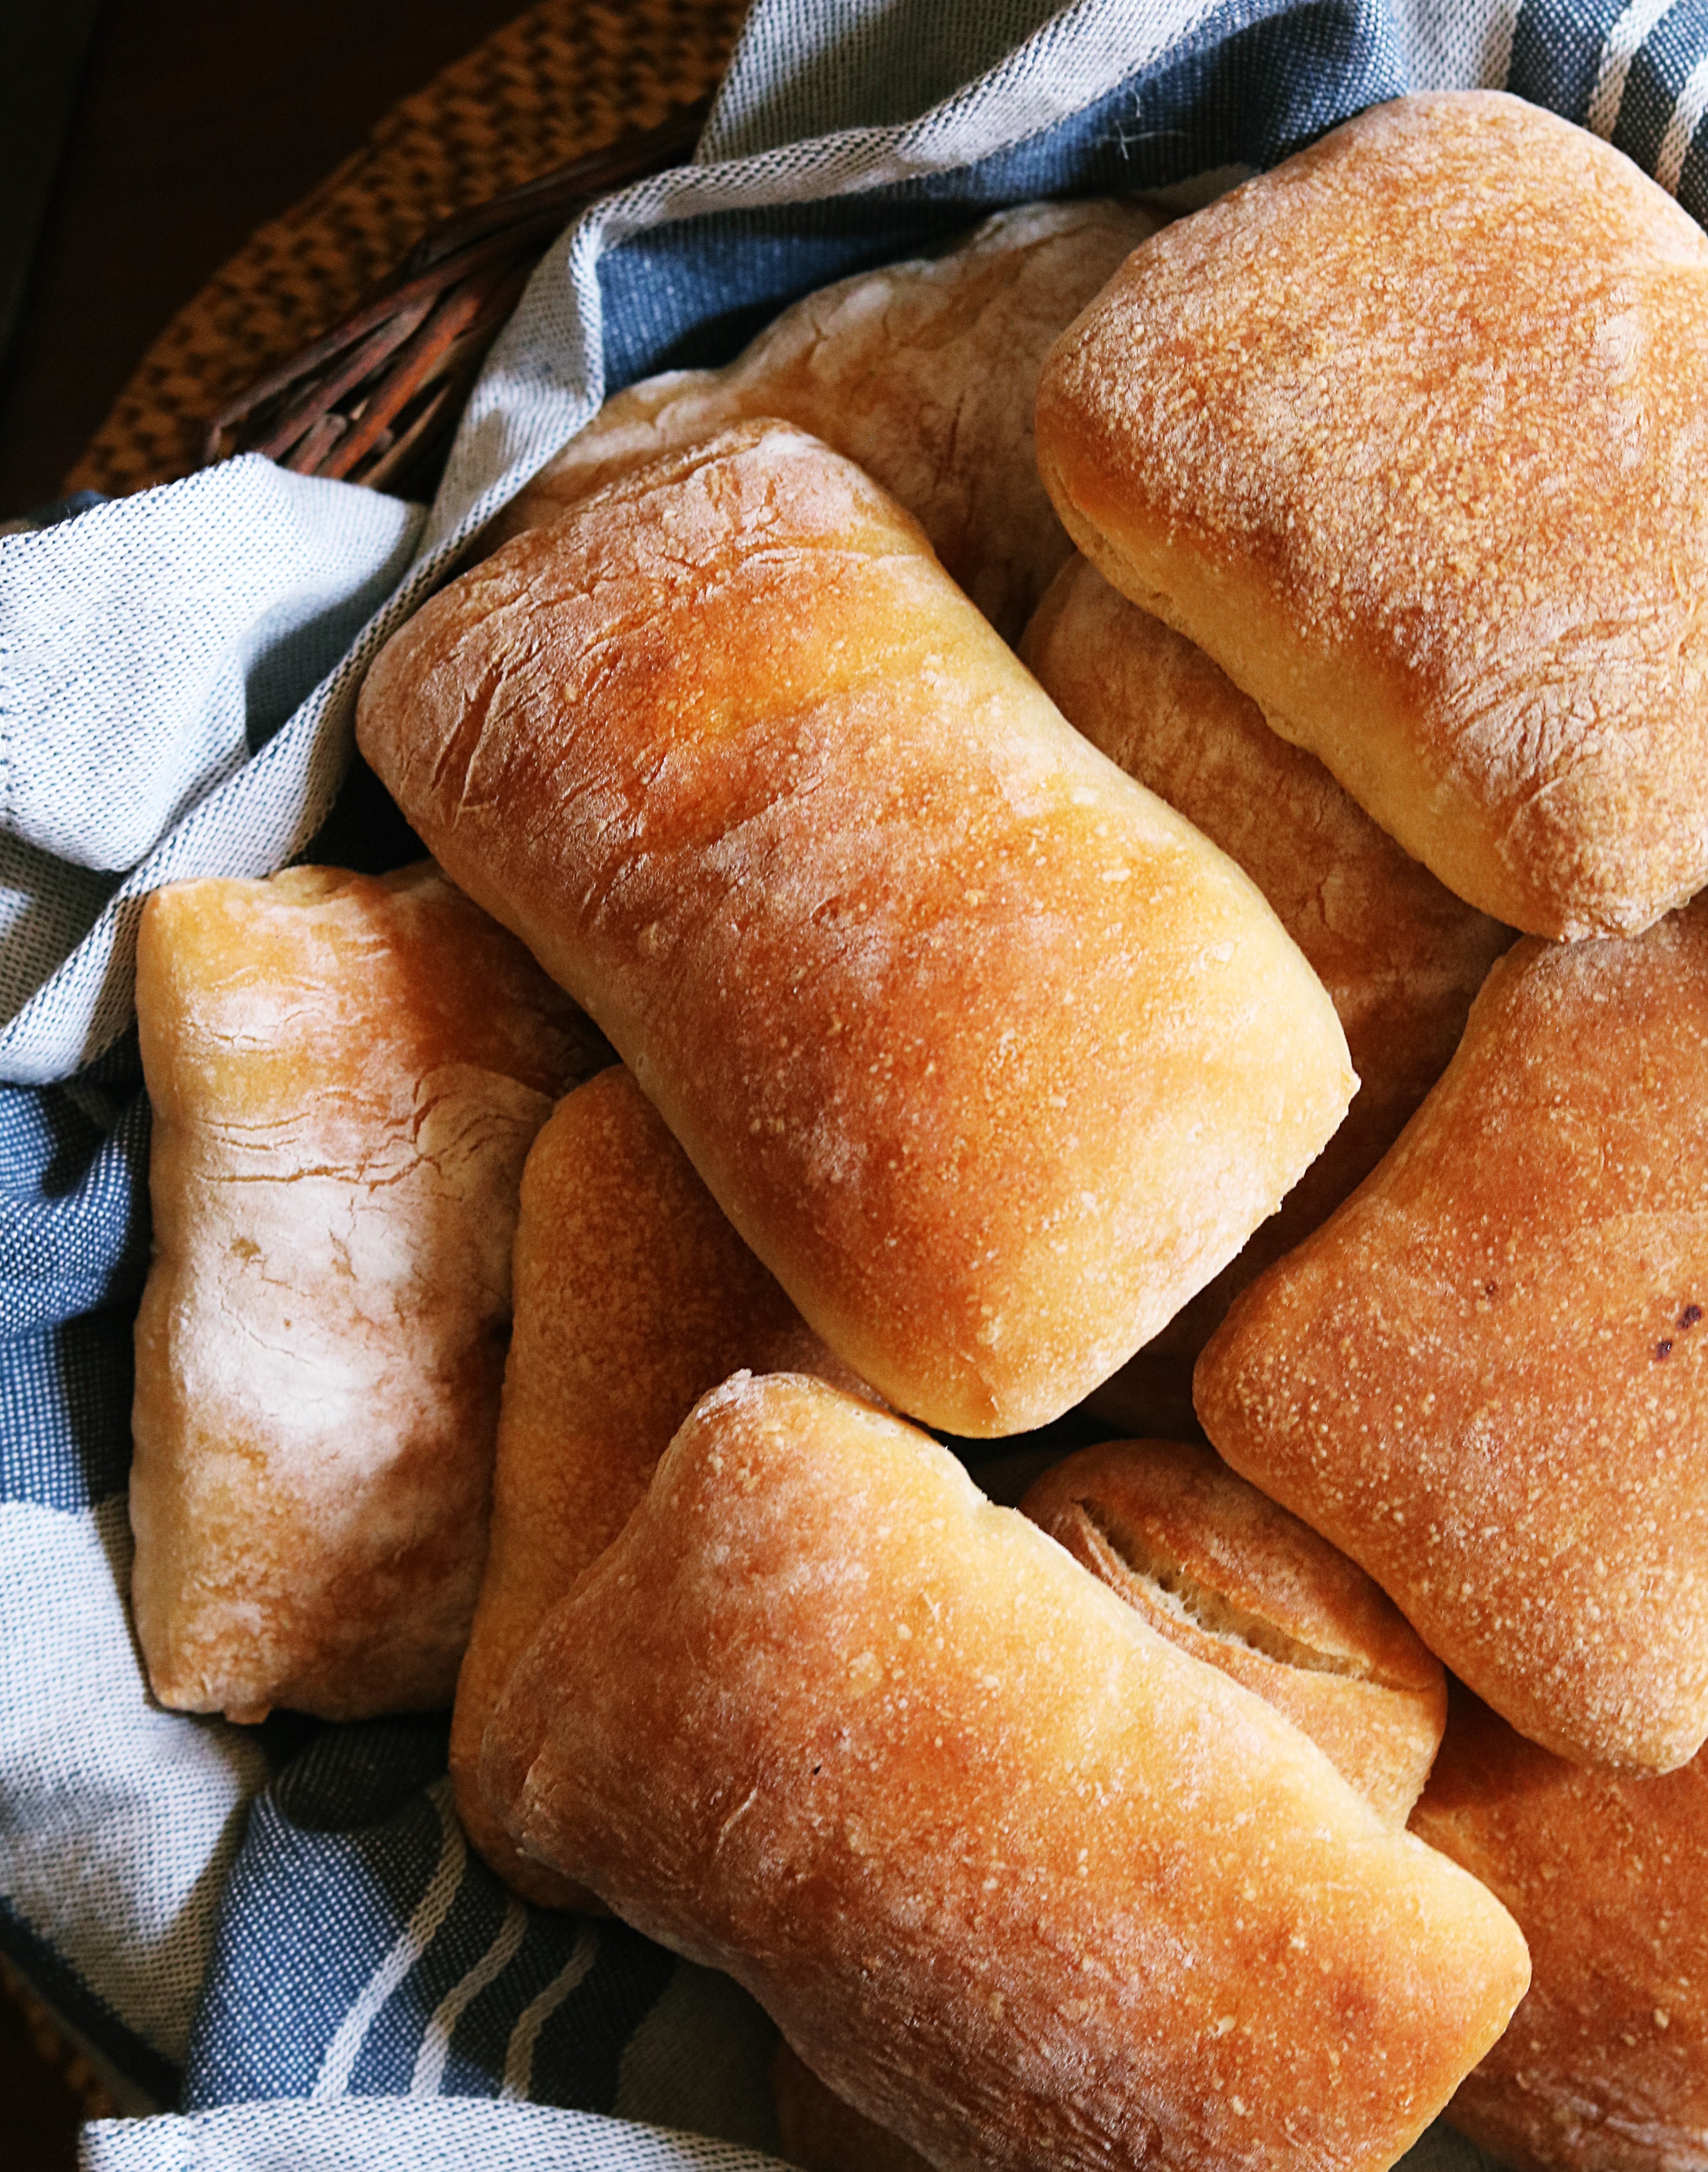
top-left (1, 0), bottom-right (1697, 2164)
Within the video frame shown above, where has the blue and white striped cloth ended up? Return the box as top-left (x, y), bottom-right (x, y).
top-left (3, 0), bottom-right (1701, 2162)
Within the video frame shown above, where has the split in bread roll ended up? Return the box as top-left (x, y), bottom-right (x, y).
top-left (1035, 90), bottom-right (1708, 939)
top-left (1410, 1681), bottom-right (1708, 2172)
top-left (1021, 554), bottom-right (1512, 1432)
top-left (130, 863), bottom-right (601, 1722)
top-left (358, 419), bottom-right (1354, 1436)
top-left (1196, 894), bottom-right (1708, 1772)
top-left (482, 1371), bottom-right (1529, 2172)
top-left (1020, 1438), bottom-right (1446, 1824)
top-left (452, 1062), bottom-right (869, 1906)
top-left (488, 198), bottom-right (1162, 639)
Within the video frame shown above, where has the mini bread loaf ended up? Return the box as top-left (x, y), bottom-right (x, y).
top-left (1020, 1439), bottom-right (1446, 1824)
top-left (357, 419), bottom-right (1354, 1436)
top-left (1035, 90), bottom-right (1708, 939)
top-left (482, 1371), bottom-right (1529, 2172)
top-left (1196, 895), bottom-right (1708, 1772)
top-left (1021, 556), bottom-right (1511, 1431)
top-left (130, 863), bottom-right (599, 1722)
top-left (452, 1062), bottom-right (869, 1906)
top-left (1409, 1683), bottom-right (1708, 2172)
top-left (488, 198), bottom-right (1161, 639)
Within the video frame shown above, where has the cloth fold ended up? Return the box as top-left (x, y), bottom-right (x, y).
top-left (0, 462), bottom-right (423, 1084)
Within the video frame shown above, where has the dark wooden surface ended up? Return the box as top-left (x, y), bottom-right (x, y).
top-left (0, 0), bottom-right (534, 517)
top-left (0, 9), bottom-right (530, 2161)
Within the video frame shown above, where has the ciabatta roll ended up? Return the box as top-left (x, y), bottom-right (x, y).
top-left (359, 420), bottom-right (1353, 1435)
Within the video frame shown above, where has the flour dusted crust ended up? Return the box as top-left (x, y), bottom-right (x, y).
top-left (1410, 1684), bottom-right (1708, 2172)
top-left (451, 1064), bottom-right (867, 1905)
top-left (1196, 895), bottom-right (1708, 1771)
top-left (490, 198), bottom-right (1162, 639)
top-left (130, 863), bottom-right (599, 1722)
top-left (483, 1372), bottom-right (1529, 2172)
top-left (358, 420), bottom-right (1353, 1436)
top-left (1035, 91), bottom-right (1708, 938)
top-left (1022, 555), bottom-right (1511, 1429)
top-left (1020, 1439), bottom-right (1446, 1825)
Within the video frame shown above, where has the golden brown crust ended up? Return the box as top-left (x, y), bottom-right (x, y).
top-left (1020, 1438), bottom-right (1445, 1823)
top-left (357, 419), bottom-right (1354, 1436)
top-left (1035, 91), bottom-right (1708, 939)
top-left (1022, 556), bottom-right (1511, 1431)
top-left (1410, 1682), bottom-right (1708, 2172)
top-left (490, 198), bottom-right (1162, 639)
top-left (130, 862), bottom-right (599, 1723)
top-left (451, 1065), bottom-right (868, 1905)
top-left (1195, 894), bottom-right (1708, 1771)
top-left (483, 1372), bottom-right (1528, 2172)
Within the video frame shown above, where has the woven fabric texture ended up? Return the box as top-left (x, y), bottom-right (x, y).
top-left (83, 2096), bottom-right (794, 2172)
top-left (66, 0), bottom-right (750, 498)
top-left (4, 0), bottom-right (1707, 2165)
top-left (0, 462), bottom-right (424, 1086)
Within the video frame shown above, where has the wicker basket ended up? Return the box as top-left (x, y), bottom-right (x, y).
top-left (67, 0), bottom-right (748, 500)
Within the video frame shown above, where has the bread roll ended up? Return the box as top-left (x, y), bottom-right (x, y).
top-left (490, 198), bottom-right (1161, 639)
top-left (357, 419), bottom-right (1354, 1436)
top-left (1021, 555), bottom-right (1511, 1430)
top-left (1196, 895), bottom-right (1708, 1771)
top-left (1020, 1439), bottom-right (1445, 1823)
top-left (451, 1063), bottom-right (868, 1905)
top-left (130, 863), bottom-right (599, 1722)
top-left (1035, 90), bottom-right (1708, 939)
top-left (482, 1371), bottom-right (1529, 2172)
top-left (1410, 1682), bottom-right (1708, 2172)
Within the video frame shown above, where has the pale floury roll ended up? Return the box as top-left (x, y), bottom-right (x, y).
top-left (1022, 555), bottom-right (1511, 1431)
top-left (451, 1063), bottom-right (869, 1906)
top-left (358, 420), bottom-right (1354, 1436)
top-left (489, 198), bottom-right (1162, 639)
top-left (482, 1372), bottom-right (1530, 2172)
top-left (130, 863), bottom-right (600, 1722)
top-left (1411, 1683), bottom-right (1708, 2172)
top-left (1036, 92), bottom-right (1708, 939)
top-left (1197, 895), bottom-right (1708, 1773)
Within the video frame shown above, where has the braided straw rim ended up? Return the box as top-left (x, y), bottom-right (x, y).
top-left (68, 0), bottom-right (747, 497)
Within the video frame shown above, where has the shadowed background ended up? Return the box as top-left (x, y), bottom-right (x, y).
top-left (0, 0), bottom-right (549, 516)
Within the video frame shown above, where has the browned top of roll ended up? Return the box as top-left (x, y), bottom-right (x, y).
top-left (1196, 894), bottom-right (1708, 1772)
top-left (1035, 91), bottom-right (1708, 939)
top-left (490, 198), bottom-right (1161, 640)
top-left (358, 419), bottom-right (1353, 1435)
top-left (1411, 1682), bottom-right (1708, 2172)
top-left (484, 1371), bottom-right (1529, 2172)
top-left (1022, 1438), bottom-right (1445, 1823)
